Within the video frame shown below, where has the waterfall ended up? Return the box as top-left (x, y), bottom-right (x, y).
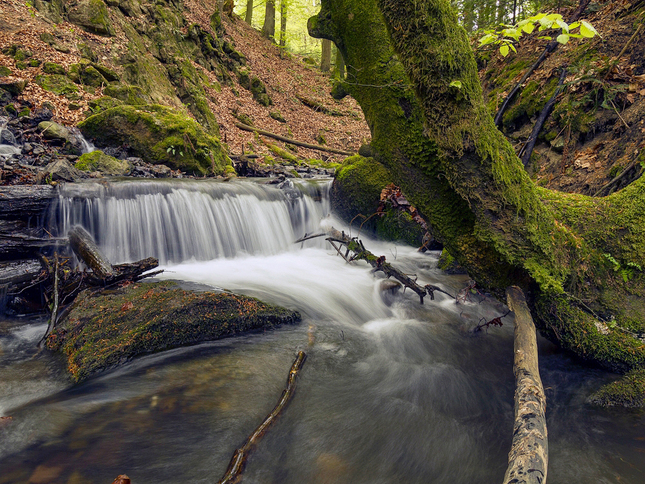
top-left (53, 179), bottom-right (331, 264)
top-left (0, 116), bottom-right (21, 160)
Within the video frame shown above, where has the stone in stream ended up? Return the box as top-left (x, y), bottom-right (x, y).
top-left (46, 280), bottom-right (301, 382)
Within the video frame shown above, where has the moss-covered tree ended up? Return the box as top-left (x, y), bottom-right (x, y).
top-left (309, 0), bottom-right (645, 379)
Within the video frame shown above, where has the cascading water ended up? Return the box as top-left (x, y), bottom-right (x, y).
top-left (0, 116), bottom-right (21, 160)
top-left (0, 179), bottom-right (643, 484)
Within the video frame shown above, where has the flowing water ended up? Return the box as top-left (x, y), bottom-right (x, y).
top-left (0, 179), bottom-right (643, 484)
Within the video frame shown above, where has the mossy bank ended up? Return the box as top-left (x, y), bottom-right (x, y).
top-left (46, 280), bottom-right (301, 382)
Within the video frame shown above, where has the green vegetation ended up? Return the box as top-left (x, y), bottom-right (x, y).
top-left (78, 104), bottom-right (231, 176)
top-left (76, 150), bottom-right (131, 175)
top-left (589, 369), bottom-right (645, 408)
top-left (46, 281), bottom-right (301, 382)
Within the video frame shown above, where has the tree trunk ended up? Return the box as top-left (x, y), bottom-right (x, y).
top-left (279, 0), bottom-right (287, 47)
top-left (262, 0), bottom-right (276, 40)
top-left (334, 44), bottom-right (345, 78)
top-left (310, 0), bottom-right (645, 373)
top-left (245, 0), bottom-right (254, 24)
top-left (321, 39), bottom-right (332, 72)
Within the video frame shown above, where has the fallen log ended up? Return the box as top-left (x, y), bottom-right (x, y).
top-left (520, 67), bottom-right (567, 168)
top-left (295, 93), bottom-right (344, 116)
top-left (234, 122), bottom-right (354, 156)
top-left (217, 351), bottom-right (307, 484)
top-left (503, 286), bottom-right (548, 484)
top-left (0, 185), bottom-right (57, 219)
top-left (68, 226), bottom-right (114, 279)
top-left (0, 259), bottom-right (45, 292)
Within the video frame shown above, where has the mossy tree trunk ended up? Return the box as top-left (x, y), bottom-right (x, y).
top-left (262, 0), bottom-right (276, 40)
top-left (310, 0), bottom-right (645, 373)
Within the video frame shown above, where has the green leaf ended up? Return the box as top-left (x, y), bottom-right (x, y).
top-left (449, 80), bottom-right (463, 89)
top-left (510, 43), bottom-right (517, 53)
top-left (569, 21), bottom-right (580, 29)
top-left (479, 34), bottom-right (497, 45)
top-left (556, 19), bottom-right (569, 32)
top-left (538, 35), bottom-right (552, 40)
top-left (521, 23), bottom-right (535, 34)
top-left (580, 21), bottom-right (597, 38)
top-left (556, 33), bottom-right (570, 44)
top-left (500, 44), bottom-right (510, 57)
top-left (546, 13), bottom-right (563, 21)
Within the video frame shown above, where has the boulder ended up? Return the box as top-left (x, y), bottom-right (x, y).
top-left (42, 158), bottom-right (87, 182)
top-left (45, 281), bottom-right (301, 382)
top-left (76, 150), bottom-right (131, 175)
top-left (38, 121), bottom-right (83, 154)
top-left (34, 74), bottom-right (79, 98)
top-left (78, 104), bottom-right (230, 176)
top-left (0, 78), bottom-right (28, 95)
top-left (67, 0), bottom-right (115, 37)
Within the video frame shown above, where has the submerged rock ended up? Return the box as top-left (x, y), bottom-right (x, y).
top-left (46, 280), bottom-right (301, 382)
top-left (588, 368), bottom-right (645, 408)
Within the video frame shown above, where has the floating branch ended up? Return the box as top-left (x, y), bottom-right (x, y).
top-left (472, 310), bottom-right (511, 333)
top-left (503, 286), bottom-right (548, 484)
top-left (217, 351), bottom-right (307, 484)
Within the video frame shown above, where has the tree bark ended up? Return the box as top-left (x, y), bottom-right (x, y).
top-left (68, 226), bottom-right (114, 280)
top-left (503, 286), bottom-right (548, 484)
top-left (334, 44), bottom-right (345, 78)
top-left (321, 39), bottom-right (332, 72)
top-left (244, 0), bottom-right (253, 25)
top-left (310, 0), bottom-right (645, 373)
top-left (279, 0), bottom-right (287, 47)
top-left (0, 185), bottom-right (56, 220)
top-left (262, 0), bottom-right (276, 40)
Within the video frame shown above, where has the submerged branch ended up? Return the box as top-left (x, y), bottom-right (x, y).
top-left (217, 351), bottom-right (307, 484)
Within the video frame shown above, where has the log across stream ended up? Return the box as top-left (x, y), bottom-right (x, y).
top-left (0, 179), bottom-right (643, 483)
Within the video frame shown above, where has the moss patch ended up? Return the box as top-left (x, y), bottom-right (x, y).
top-left (34, 74), bottom-right (79, 98)
top-left (76, 150), bottom-right (131, 175)
top-left (589, 369), bottom-right (645, 408)
top-left (45, 281), bottom-right (301, 382)
top-left (78, 104), bottom-right (230, 175)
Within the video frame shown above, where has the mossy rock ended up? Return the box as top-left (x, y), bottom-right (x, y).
top-left (29, 59), bottom-right (42, 68)
top-left (77, 42), bottom-right (98, 62)
top-left (13, 48), bottom-right (32, 61)
top-left (15, 62), bottom-right (29, 71)
top-left (67, 0), bottom-right (115, 37)
top-left (103, 84), bottom-right (150, 105)
top-left (76, 150), bottom-right (131, 175)
top-left (437, 248), bottom-right (468, 274)
top-left (42, 62), bottom-right (66, 75)
top-left (332, 155), bottom-right (392, 222)
top-left (34, 74), bottom-right (79, 98)
top-left (33, 0), bottom-right (65, 23)
top-left (0, 66), bottom-right (12, 77)
top-left (91, 63), bottom-right (119, 82)
top-left (86, 95), bottom-right (124, 116)
top-left (588, 369), bottom-right (645, 408)
top-left (375, 209), bottom-right (425, 247)
top-left (270, 110), bottom-right (286, 123)
top-left (45, 280), bottom-right (301, 382)
top-left (80, 65), bottom-right (107, 87)
top-left (0, 78), bottom-right (26, 96)
top-left (78, 104), bottom-right (230, 175)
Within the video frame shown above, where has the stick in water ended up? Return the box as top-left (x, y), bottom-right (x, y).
top-left (217, 351), bottom-right (307, 484)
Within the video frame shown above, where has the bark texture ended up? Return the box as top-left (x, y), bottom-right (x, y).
top-left (504, 286), bottom-right (548, 484)
top-left (311, 0), bottom-right (645, 372)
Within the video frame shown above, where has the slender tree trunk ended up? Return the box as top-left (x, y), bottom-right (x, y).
top-left (309, 0), bottom-right (645, 373)
top-left (245, 0), bottom-right (254, 24)
top-left (262, 0), bottom-right (276, 39)
top-left (321, 39), bottom-right (332, 72)
top-left (279, 0), bottom-right (287, 47)
top-left (334, 44), bottom-right (345, 78)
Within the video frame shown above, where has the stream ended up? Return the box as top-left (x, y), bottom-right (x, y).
top-left (0, 179), bottom-right (643, 483)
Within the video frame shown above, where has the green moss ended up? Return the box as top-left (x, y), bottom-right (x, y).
top-left (43, 62), bottom-right (66, 75)
top-left (0, 66), bottom-right (12, 77)
top-left (13, 48), bottom-right (32, 61)
top-left (45, 281), bottom-right (301, 382)
top-left (91, 63), bottom-right (119, 82)
top-left (76, 150), bottom-right (131, 175)
top-left (67, 0), bottom-right (115, 36)
top-left (34, 74), bottom-right (80, 98)
top-left (104, 84), bottom-right (150, 105)
top-left (376, 209), bottom-right (425, 246)
top-left (502, 78), bottom-right (558, 129)
top-left (15, 61), bottom-right (28, 70)
top-left (78, 104), bottom-right (230, 175)
top-left (267, 143), bottom-right (299, 163)
top-left (29, 59), bottom-right (42, 67)
top-left (80, 65), bottom-right (107, 87)
top-left (18, 107), bottom-right (31, 117)
top-left (589, 369), bottom-right (645, 408)
top-left (86, 96), bottom-right (124, 116)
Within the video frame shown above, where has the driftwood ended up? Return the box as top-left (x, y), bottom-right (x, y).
top-left (234, 122), bottom-right (354, 156)
top-left (68, 226), bottom-right (114, 279)
top-left (503, 286), bottom-right (548, 484)
top-left (38, 255), bottom-right (59, 348)
top-left (217, 351), bottom-right (307, 484)
top-left (295, 93), bottom-right (344, 116)
top-left (307, 227), bottom-right (454, 303)
top-left (520, 67), bottom-right (567, 167)
top-left (494, 0), bottom-right (591, 127)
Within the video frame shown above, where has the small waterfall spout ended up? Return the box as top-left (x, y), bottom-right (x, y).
top-left (0, 116), bottom-right (21, 160)
top-left (53, 179), bottom-right (331, 264)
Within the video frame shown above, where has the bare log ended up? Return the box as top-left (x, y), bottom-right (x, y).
top-left (520, 67), bottom-right (567, 167)
top-left (217, 351), bottom-right (307, 484)
top-left (68, 226), bottom-right (114, 279)
top-left (0, 185), bottom-right (57, 219)
top-left (234, 122), bottom-right (354, 156)
top-left (503, 286), bottom-right (548, 484)
top-left (38, 255), bottom-right (59, 348)
top-left (0, 259), bottom-right (45, 291)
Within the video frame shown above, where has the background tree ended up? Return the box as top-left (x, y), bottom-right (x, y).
top-left (321, 38), bottom-right (332, 71)
top-left (262, 0), bottom-right (276, 39)
top-left (245, 0), bottom-right (254, 24)
top-left (280, 0), bottom-right (288, 47)
top-left (309, 0), bottom-right (645, 374)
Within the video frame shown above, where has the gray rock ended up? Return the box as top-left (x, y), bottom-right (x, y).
top-left (42, 158), bottom-right (87, 182)
top-left (0, 128), bottom-right (16, 146)
top-left (0, 78), bottom-right (27, 95)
